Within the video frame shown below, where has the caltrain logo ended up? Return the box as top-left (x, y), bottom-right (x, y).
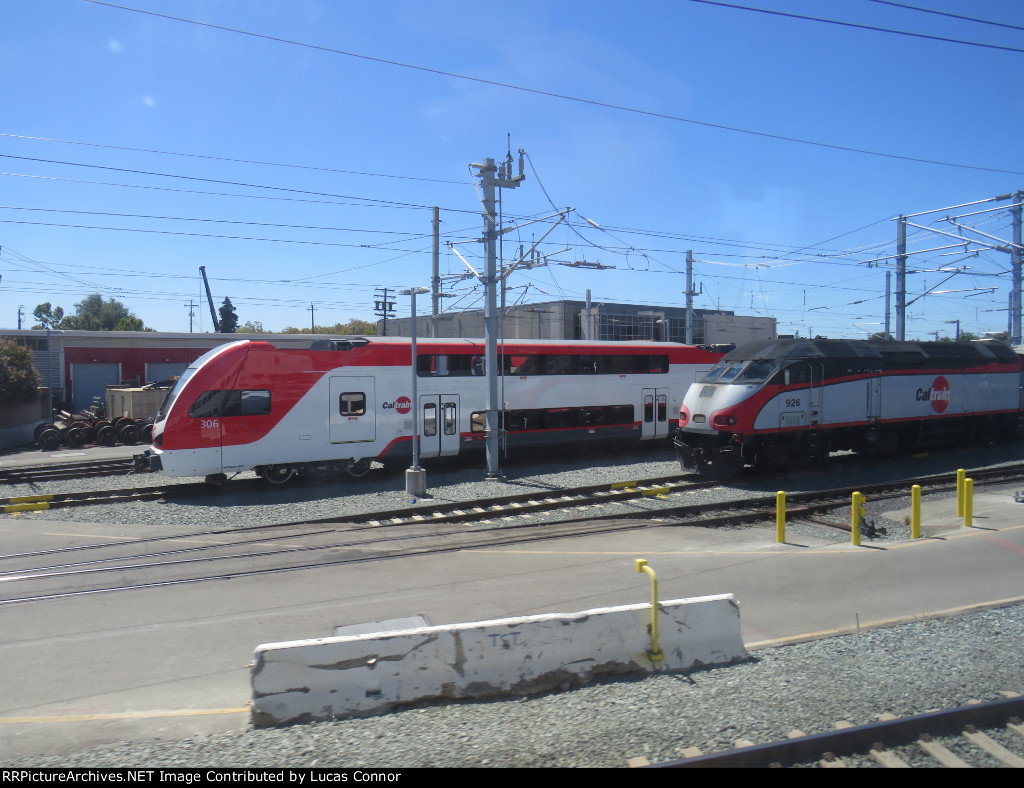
top-left (916, 376), bottom-right (951, 413)
top-left (383, 396), bottom-right (412, 414)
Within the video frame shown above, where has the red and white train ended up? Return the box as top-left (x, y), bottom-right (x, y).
top-left (143, 337), bottom-right (726, 484)
top-left (674, 338), bottom-right (1024, 477)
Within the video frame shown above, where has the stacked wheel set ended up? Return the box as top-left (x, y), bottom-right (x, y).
top-left (35, 411), bottom-right (154, 451)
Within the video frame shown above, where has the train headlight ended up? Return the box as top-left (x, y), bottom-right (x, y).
top-left (712, 414), bottom-right (737, 427)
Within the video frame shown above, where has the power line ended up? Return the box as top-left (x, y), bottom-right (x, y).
top-left (81, 0), bottom-right (1024, 176)
top-left (0, 153), bottom-right (450, 211)
top-left (865, 0), bottom-right (1024, 34)
top-left (686, 0), bottom-right (1024, 54)
top-left (0, 132), bottom-right (471, 187)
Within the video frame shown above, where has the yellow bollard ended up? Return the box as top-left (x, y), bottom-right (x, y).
top-left (776, 491), bottom-right (786, 543)
top-left (634, 559), bottom-right (664, 661)
top-left (911, 484), bottom-right (921, 539)
top-left (851, 491), bottom-right (864, 546)
top-left (956, 469), bottom-right (965, 517)
top-left (963, 478), bottom-right (973, 528)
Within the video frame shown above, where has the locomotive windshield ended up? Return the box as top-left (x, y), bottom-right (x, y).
top-left (700, 358), bottom-right (779, 385)
top-left (701, 360), bottom-right (738, 383)
top-left (734, 359), bottom-right (778, 383)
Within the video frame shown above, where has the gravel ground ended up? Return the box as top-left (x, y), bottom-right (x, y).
top-left (3, 441), bottom-right (1023, 767)
top-left (7, 603), bottom-right (1023, 768)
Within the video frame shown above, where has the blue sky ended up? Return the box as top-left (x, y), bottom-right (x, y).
top-left (2, 0), bottom-right (1022, 339)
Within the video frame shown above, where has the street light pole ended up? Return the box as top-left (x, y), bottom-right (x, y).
top-left (400, 286), bottom-right (430, 497)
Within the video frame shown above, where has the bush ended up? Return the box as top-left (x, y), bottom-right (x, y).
top-left (0, 338), bottom-right (40, 406)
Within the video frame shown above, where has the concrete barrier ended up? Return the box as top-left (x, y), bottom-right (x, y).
top-left (251, 593), bottom-right (746, 727)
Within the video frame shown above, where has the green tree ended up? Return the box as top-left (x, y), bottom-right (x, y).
top-left (281, 319), bottom-right (377, 335)
top-left (35, 294), bottom-right (151, 331)
top-left (236, 320), bottom-right (266, 333)
top-left (0, 338), bottom-right (40, 406)
top-left (219, 297), bottom-right (239, 334)
top-left (32, 302), bottom-right (64, 330)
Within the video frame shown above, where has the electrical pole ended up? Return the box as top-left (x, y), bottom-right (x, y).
top-left (374, 288), bottom-right (396, 336)
top-left (431, 207), bottom-right (440, 338)
top-left (309, 303), bottom-right (316, 334)
top-left (186, 300), bottom-right (196, 333)
top-left (17, 305), bottom-right (24, 330)
top-left (471, 147), bottom-right (525, 480)
top-left (1011, 190), bottom-right (1022, 344)
top-left (884, 271), bottom-right (891, 340)
top-left (683, 250), bottom-right (702, 344)
top-left (896, 216), bottom-right (907, 341)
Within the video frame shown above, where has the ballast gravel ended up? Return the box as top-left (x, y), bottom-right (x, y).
top-left (7, 603), bottom-right (1023, 768)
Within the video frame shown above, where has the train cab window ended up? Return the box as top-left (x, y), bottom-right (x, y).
top-left (189, 390), bottom-right (226, 418)
top-left (223, 390), bottom-right (271, 417)
top-left (735, 360), bottom-right (778, 384)
top-left (339, 392), bottom-right (366, 416)
top-left (700, 360), bottom-right (732, 383)
top-left (422, 402), bottom-right (437, 437)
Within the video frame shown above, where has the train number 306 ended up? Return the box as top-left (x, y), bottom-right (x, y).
top-left (200, 419), bottom-right (220, 429)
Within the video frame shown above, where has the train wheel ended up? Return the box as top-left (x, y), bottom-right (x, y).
top-left (34, 422), bottom-right (56, 443)
top-left (65, 428), bottom-right (88, 449)
top-left (38, 428), bottom-right (62, 451)
top-left (261, 465), bottom-right (296, 485)
top-left (96, 425), bottom-right (118, 446)
top-left (346, 458), bottom-right (371, 478)
top-left (118, 423), bottom-right (140, 445)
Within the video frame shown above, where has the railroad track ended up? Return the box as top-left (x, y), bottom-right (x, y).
top-left (4, 462), bottom-right (1022, 604)
top-left (640, 694), bottom-right (1024, 768)
top-left (0, 457), bottom-right (139, 485)
top-left (0, 510), bottom-right (667, 604)
top-left (0, 480), bottom-right (214, 513)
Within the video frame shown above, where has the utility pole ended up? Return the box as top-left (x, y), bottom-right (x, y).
top-left (185, 300), bottom-right (196, 333)
top-left (1011, 190), bottom-right (1022, 344)
top-left (471, 147), bottom-right (525, 480)
top-left (683, 250), bottom-right (702, 344)
top-left (884, 271), bottom-right (891, 340)
top-left (17, 305), bottom-right (24, 330)
top-left (431, 207), bottom-right (440, 338)
top-left (308, 303), bottom-right (316, 334)
top-left (896, 216), bottom-right (907, 341)
top-left (374, 288), bottom-right (396, 336)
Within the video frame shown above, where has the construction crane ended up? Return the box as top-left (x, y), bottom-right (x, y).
top-left (199, 266), bottom-right (220, 332)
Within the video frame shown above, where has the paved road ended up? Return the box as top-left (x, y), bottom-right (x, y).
top-left (1, 486), bottom-right (1022, 760)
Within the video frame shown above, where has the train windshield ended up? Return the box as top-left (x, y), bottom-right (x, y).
top-left (155, 367), bottom-right (197, 422)
top-left (734, 359), bottom-right (778, 383)
top-left (154, 343), bottom-right (238, 421)
top-left (701, 360), bottom-right (745, 383)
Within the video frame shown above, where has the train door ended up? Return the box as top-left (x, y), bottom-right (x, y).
top-left (417, 395), bottom-right (460, 458)
top-left (641, 388), bottom-right (669, 440)
top-left (329, 376), bottom-right (376, 444)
